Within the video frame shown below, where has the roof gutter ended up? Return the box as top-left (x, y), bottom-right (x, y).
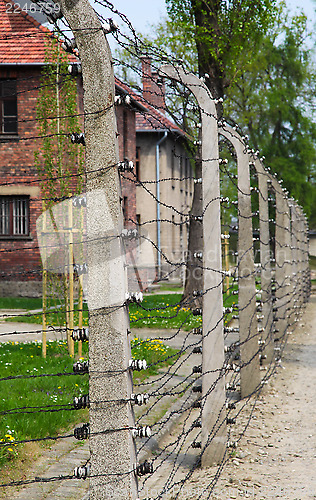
top-left (156, 131), bottom-right (168, 280)
top-left (0, 63), bottom-right (47, 66)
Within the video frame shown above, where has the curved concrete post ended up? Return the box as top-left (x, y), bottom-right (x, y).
top-left (59, 2), bottom-right (138, 498)
top-left (254, 160), bottom-right (274, 364)
top-left (290, 200), bottom-right (299, 322)
top-left (293, 203), bottom-right (305, 312)
top-left (270, 179), bottom-right (291, 339)
top-left (298, 206), bottom-right (307, 308)
top-left (301, 211), bottom-right (310, 302)
top-left (220, 124), bottom-right (260, 398)
top-left (159, 65), bottom-right (227, 466)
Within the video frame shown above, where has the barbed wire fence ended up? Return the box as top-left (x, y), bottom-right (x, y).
top-left (0, 1), bottom-right (311, 499)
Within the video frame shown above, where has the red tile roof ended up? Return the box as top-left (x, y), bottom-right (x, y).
top-left (115, 77), bottom-right (185, 136)
top-left (0, 1), bottom-right (184, 136)
top-left (0, 0), bottom-right (76, 64)
top-left (0, 0), bottom-right (51, 64)
top-left (135, 106), bottom-right (185, 136)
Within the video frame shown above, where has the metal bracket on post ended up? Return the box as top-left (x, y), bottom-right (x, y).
top-left (159, 64), bottom-right (227, 466)
top-left (220, 124), bottom-right (260, 398)
top-left (255, 159), bottom-right (273, 365)
top-left (59, 1), bottom-right (138, 498)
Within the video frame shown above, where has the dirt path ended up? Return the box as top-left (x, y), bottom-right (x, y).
top-left (175, 294), bottom-right (316, 499)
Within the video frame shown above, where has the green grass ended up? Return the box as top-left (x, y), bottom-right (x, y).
top-left (0, 339), bottom-right (89, 465)
top-left (310, 256), bottom-right (316, 270)
top-left (0, 336), bottom-right (177, 466)
top-left (5, 303), bottom-right (89, 327)
top-left (131, 337), bottom-right (179, 380)
top-left (5, 291), bottom-right (238, 330)
top-left (129, 293), bottom-right (202, 331)
top-left (6, 294), bottom-right (198, 330)
top-left (0, 297), bottom-right (42, 310)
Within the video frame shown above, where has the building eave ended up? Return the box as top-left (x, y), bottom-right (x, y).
top-left (0, 62), bottom-right (46, 66)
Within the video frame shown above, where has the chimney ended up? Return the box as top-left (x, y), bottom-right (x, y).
top-left (141, 57), bottom-right (165, 113)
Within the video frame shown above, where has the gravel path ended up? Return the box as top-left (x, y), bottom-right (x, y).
top-left (164, 294), bottom-right (316, 500)
top-left (1, 294), bottom-right (315, 499)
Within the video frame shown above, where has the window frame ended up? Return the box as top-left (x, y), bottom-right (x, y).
top-left (136, 146), bottom-right (140, 182)
top-left (0, 195), bottom-right (30, 239)
top-left (0, 79), bottom-right (18, 136)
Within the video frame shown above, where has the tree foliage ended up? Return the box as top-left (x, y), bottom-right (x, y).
top-left (35, 35), bottom-right (84, 207)
top-left (225, 8), bottom-right (316, 226)
top-left (166, 0), bottom-right (278, 99)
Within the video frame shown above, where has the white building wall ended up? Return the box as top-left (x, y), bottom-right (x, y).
top-left (135, 132), bottom-right (193, 280)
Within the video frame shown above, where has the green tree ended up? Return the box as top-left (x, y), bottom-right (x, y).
top-left (225, 8), bottom-right (316, 227)
top-left (35, 35), bottom-right (84, 354)
top-left (35, 35), bottom-right (84, 204)
top-left (115, 1), bottom-right (316, 300)
top-left (166, 0), bottom-right (278, 104)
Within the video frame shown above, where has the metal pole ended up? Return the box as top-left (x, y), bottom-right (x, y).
top-left (42, 200), bottom-right (47, 359)
top-left (68, 196), bottom-right (75, 357)
top-left (224, 231), bottom-right (230, 296)
top-left (220, 125), bottom-right (260, 398)
top-left (59, 2), bottom-right (138, 498)
top-left (155, 131), bottom-right (168, 280)
top-left (78, 203), bottom-right (84, 359)
top-left (159, 65), bottom-right (227, 466)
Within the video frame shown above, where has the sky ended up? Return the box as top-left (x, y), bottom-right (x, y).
top-left (16, 0), bottom-right (316, 44)
top-left (93, 0), bottom-right (316, 36)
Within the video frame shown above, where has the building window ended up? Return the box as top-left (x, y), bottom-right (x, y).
top-left (136, 147), bottom-right (140, 181)
top-left (185, 158), bottom-right (188, 193)
top-left (179, 155), bottom-right (183, 192)
top-left (123, 110), bottom-right (128, 157)
top-left (0, 196), bottom-right (29, 237)
top-left (179, 155), bottom-right (183, 178)
top-left (0, 80), bottom-right (18, 134)
top-left (122, 196), bottom-right (128, 223)
top-left (171, 214), bottom-right (175, 252)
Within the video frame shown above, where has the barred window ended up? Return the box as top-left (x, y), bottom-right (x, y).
top-left (0, 196), bottom-right (29, 237)
top-left (0, 79), bottom-right (18, 134)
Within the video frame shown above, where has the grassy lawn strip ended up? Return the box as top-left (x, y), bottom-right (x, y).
top-left (3, 291), bottom-right (239, 329)
top-left (0, 297), bottom-right (42, 310)
top-left (131, 337), bottom-right (179, 381)
top-left (0, 336), bottom-right (178, 467)
top-left (129, 293), bottom-right (202, 330)
top-left (0, 340), bottom-right (89, 466)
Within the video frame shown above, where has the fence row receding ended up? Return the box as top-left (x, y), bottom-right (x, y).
top-left (0, 2), bottom-right (311, 500)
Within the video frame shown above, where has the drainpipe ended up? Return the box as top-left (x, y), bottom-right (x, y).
top-left (156, 131), bottom-right (168, 280)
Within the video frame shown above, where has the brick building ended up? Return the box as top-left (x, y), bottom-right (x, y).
top-left (0, 2), bottom-right (192, 296)
top-left (0, 0), bottom-right (141, 296)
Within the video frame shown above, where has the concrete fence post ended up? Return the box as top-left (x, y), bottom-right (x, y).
top-left (159, 65), bottom-right (227, 466)
top-left (290, 200), bottom-right (299, 321)
top-left (295, 203), bottom-right (305, 312)
top-left (255, 159), bottom-right (274, 365)
top-left (301, 212), bottom-right (310, 302)
top-left (220, 125), bottom-right (260, 398)
top-left (271, 180), bottom-right (291, 338)
top-left (59, 1), bottom-right (138, 498)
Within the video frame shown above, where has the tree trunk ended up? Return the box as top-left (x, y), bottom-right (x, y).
top-left (183, 145), bottom-right (203, 306)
